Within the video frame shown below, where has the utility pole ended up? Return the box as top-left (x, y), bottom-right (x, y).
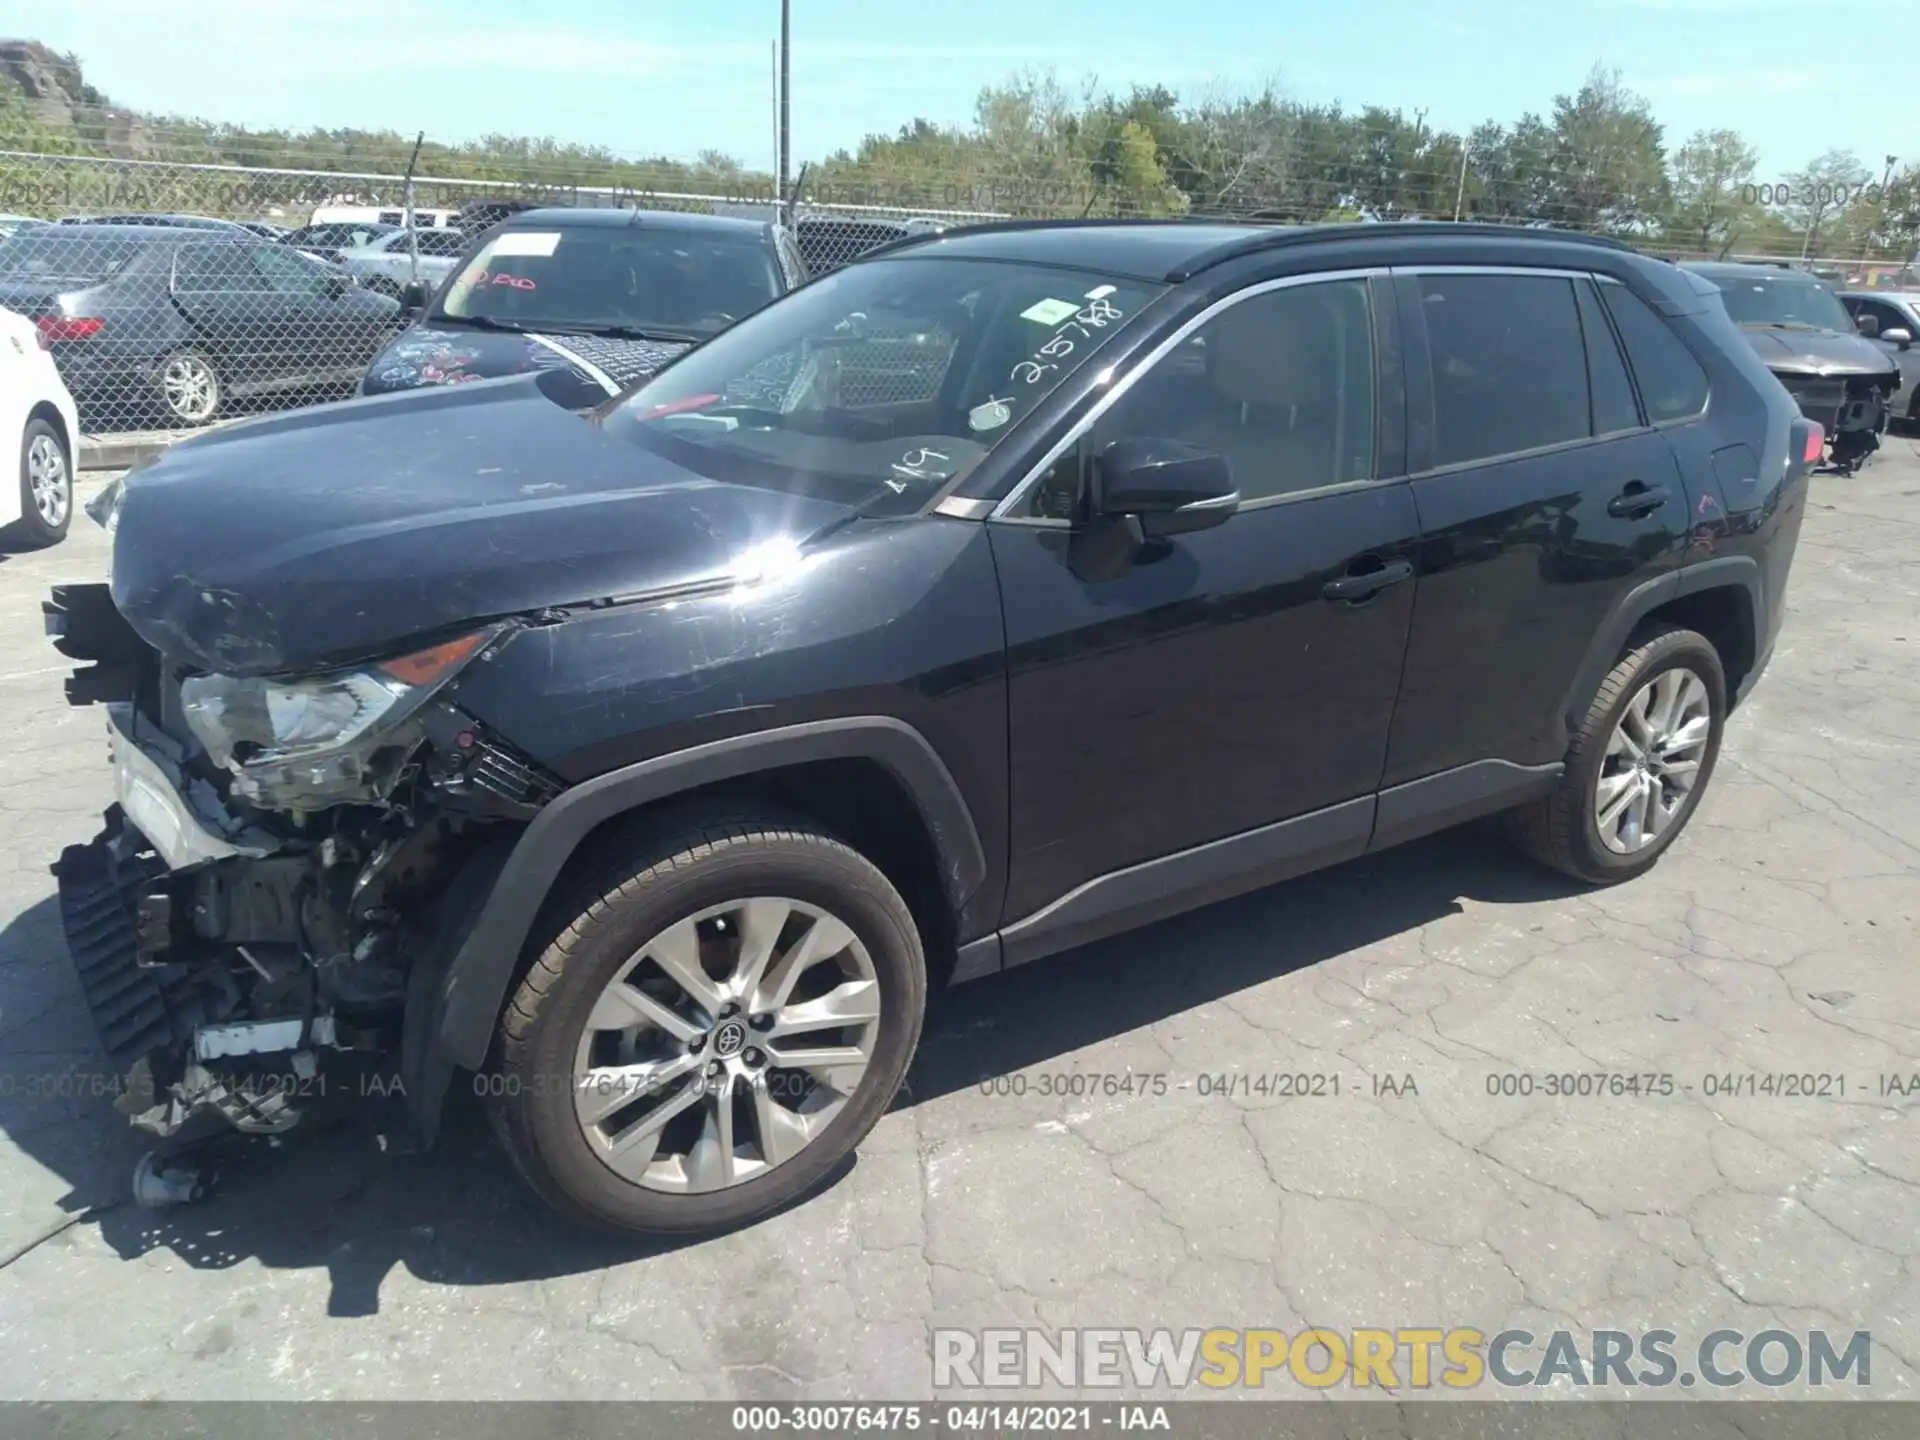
top-left (778, 0), bottom-right (792, 221)
top-left (1453, 141), bottom-right (1471, 222)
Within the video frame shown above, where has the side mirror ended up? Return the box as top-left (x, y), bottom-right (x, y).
top-left (1092, 437), bottom-right (1239, 538)
top-left (397, 280), bottom-right (430, 314)
top-left (1855, 312), bottom-right (1881, 338)
top-left (323, 272), bottom-right (350, 298)
top-left (1886, 326), bottom-right (1914, 350)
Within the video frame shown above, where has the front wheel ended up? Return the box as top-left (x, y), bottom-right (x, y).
top-left (488, 808), bottom-right (926, 1235)
top-left (1507, 625), bottom-right (1726, 884)
top-left (11, 418), bottom-right (72, 547)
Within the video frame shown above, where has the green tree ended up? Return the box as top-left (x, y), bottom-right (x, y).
top-left (1665, 127), bottom-right (1760, 255)
top-left (1781, 147), bottom-right (1869, 258)
top-left (1542, 65), bottom-right (1668, 233)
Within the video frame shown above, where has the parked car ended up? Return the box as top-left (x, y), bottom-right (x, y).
top-left (280, 220), bottom-right (400, 266)
top-left (309, 204), bottom-right (459, 230)
top-left (1680, 261), bottom-right (1899, 472)
top-left (58, 213), bottom-right (252, 233)
top-left (335, 226), bottom-right (468, 297)
top-left (0, 224), bottom-right (401, 427)
top-left (0, 304), bottom-right (79, 547)
top-left (0, 213), bottom-right (46, 240)
top-left (1837, 289), bottom-right (1920, 423)
top-left (234, 220), bottom-right (290, 241)
top-left (360, 208), bottom-right (803, 409)
top-left (48, 220), bottom-right (1812, 1236)
top-left (451, 197), bottom-right (546, 232)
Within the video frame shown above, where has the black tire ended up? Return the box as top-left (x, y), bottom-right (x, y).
top-left (155, 347), bottom-right (223, 426)
top-left (11, 417), bottom-right (72, 548)
top-left (489, 806), bottom-right (926, 1236)
top-left (1507, 625), bottom-right (1727, 885)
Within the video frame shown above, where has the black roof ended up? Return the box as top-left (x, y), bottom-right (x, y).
top-left (1680, 261), bottom-right (1807, 278)
top-left (501, 207), bottom-right (773, 236)
top-left (855, 218), bottom-right (1636, 282)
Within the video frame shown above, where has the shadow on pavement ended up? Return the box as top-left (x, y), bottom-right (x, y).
top-left (0, 820), bottom-right (1583, 1312)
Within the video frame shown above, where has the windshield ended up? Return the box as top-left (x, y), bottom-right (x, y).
top-left (435, 225), bottom-right (782, 339)
top-left (601, 255), bottom-right (1164, 514)
top-left (0, 232), bottom-right (144, 282)
top-left (1706, 272), bottom-right (1854, 332)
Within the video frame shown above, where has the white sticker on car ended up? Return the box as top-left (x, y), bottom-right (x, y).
top-left (968, 397), bottom-right (1013, 432)
top-left (490, 231), bottom-right (563, 257)
top-left (1085, 284), bottom-right (1117, 300)
top-left (1021, 298), bottom-right (1081, 326)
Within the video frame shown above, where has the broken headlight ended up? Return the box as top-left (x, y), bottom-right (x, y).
top-left (180, 628), bottom-right (498, 808)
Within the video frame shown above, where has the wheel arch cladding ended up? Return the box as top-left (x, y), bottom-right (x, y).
top-left (1562, 559), bottom-right (1762, 735)
top-left (429, 716), bottom-right (986, 1074)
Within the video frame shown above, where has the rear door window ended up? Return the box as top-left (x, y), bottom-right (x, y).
top-left (175, 244), bottom-right (271, 292)
top-left (1416, 271), bottom-right (1592, 468)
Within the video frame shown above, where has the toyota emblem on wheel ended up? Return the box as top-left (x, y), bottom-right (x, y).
top-left (711, 1019), bottom-right (748, 1059)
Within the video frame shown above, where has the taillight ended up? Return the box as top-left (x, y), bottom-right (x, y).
top-left (1802, 422), bottom-right (1825, 466)
top-left (36, 315), bottom-right (105, 343)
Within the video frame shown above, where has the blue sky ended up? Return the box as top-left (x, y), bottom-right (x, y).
top-left (10, 0), bottom-right (1915, 178)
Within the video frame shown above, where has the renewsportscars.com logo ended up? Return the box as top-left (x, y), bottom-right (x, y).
top-left (932, 1327), bottom-right (1874, 1391)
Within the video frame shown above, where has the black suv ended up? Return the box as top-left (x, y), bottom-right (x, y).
top-left (49, 221), bottom-right (1812, 1236)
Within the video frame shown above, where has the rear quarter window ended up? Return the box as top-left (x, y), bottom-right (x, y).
top-left (1599, 282), bottom-right (1710, 423)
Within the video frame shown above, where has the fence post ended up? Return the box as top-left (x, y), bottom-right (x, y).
top-left (402, 130), bottom-right (425, 286)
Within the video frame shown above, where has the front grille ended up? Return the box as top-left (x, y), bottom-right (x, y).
top-left (1777, 376), bottom-right (1846, 428)
top-left (54, 825), bottom-right (214, 1070)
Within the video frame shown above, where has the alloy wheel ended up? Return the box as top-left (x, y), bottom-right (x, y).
top-left (571, 896), bottom-right (882, 1194)
top-left (26, 432), bottom-right (68, 529)
top-left (1594, 666), bottom-right (1712, 855)
top-left (161, 354), bottom-right (218, 423)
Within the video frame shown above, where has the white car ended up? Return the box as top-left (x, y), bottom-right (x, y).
top-left (0, 305), bottom-right (79, 547)
top-left (337, 228), bottom-right (469, 297)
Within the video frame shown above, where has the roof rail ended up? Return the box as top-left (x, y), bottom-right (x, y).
top-left (836, 215), bottom-right (1638, 278)
top-left (1175, 220), bottom-right (1636, 278)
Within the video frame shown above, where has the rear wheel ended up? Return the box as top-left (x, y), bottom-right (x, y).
top-left (11, 418), bottom-right (71, 547)
top-left (1508, 626), bottom-right (1726, 884)
top-left (157, 348), bottom-right (222, 425)
top-left (489, 807), bottom-right (926, 1235)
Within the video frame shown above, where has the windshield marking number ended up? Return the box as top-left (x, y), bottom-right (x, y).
top-left (1010, 297), bottom-right (1125, 387)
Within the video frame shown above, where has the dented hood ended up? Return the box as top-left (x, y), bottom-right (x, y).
top-left (108, 375), bottom-right (846, 676)
top-left (1738, 325), bottom-right (1900, 380)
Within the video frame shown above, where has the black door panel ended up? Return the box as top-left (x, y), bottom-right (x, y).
top-left (1386, 432), bottom-right (1688, 783)
top-left (992, 481), bottom-right (1420, 920)
top-left (1385, 265), bottom-right (1693, 783)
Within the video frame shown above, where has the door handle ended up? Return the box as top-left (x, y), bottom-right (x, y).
top-left (1323, 557), bottom-right (1414, 603)
top-left (1607, 482), bottom-right (1671, 519)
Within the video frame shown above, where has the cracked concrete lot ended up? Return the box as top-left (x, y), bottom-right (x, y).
top-left (0, 446), bottom-right (1913, 1405)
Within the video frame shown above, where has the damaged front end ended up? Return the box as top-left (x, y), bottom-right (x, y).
top-left (45, 583), bottom-right (558, 1147)
top-left (1774, 368), bottom-right (1896, 474)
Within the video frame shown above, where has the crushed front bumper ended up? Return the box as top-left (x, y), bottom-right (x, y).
top-left (55, 707), bottom-right (277, 1074)
top-left (103, 702), bottom-right (276, 871)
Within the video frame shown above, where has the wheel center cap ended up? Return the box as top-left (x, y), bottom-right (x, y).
top-left (712, 1019), bottom-right (748, 1058)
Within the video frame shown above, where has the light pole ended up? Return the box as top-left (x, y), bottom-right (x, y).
top-left (777, 0), bottom-right (792, 219)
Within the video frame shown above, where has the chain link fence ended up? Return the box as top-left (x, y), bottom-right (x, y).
top-left (2, 139), bottom-right (1916, 438)
top-left (0, 148), bottom-right (1007, 435)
